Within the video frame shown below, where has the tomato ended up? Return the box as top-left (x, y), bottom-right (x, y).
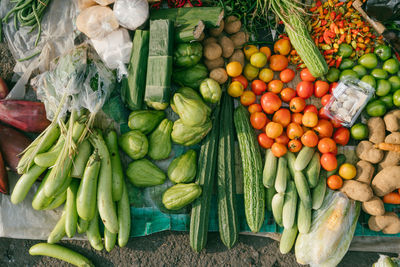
top-left (329, 82), bottom-right (338, 94)
top-left (251, 80), bottom-right (267, 95)
top-left (226, 61), bottom-right (243, 77)
top-left (301, 130), bottom-right (319, 147)
top-left (259, 68), bottom-right (274, 83)
top-left (272, 108), bottom-right (291, 127)
top-left (243, 63), bottom-right (260, 81)
top-left (250, 52), bottom-right (268, 68)
top-left (259, 46), bottom-right (271, 61)
top-left (280, 68), bottom-right (295, 83)
top-left (296, 81), bottom-right (314, 99)
top-left (240, 91), bottom-right (256, 106)
top-left (232, 75), bottom-right (249, 89)
top-left (331, 118), bottom-right (343, 128)
top-left (275, 132), bottom-right (289, 145)
top-left (268, 80), bottom-right (284, 94)
top-left (243, 44), bottom-right (259, 60)
top-left (258, 133), bottom-right (274, 149)
top-left (327, 175), bottom-right (343, 190)
top-left (318, 138), bottom-right (337, 154)
top-left (314, 80), bottom-right (330, 98)
top-left (261, 92), bottom-right (282, 114)
top-left (320, 153), bottom-right (338, 171)
top-left (303, 104), bottom-right (318, 114)
top-left (274, 39), bottom-right (292, 56)
top-left (288, 139), bottom-right (302, 152)
top-left (318, 107), bottom-right (330, 120)
top-left (333, 127), bottom-right (350, 146)
top-left (248, 103), bottom-right (262, 114)
top-left (289, 97), bottom-right (306, 113)
top-left (269, 54), bottom-right (289, 71)
top-left (302, 112), bottom-right (318, 128)
top-left (300, 68), bottom-right (316, 82)
top-left (321, 94), bottom-right (332, 106)
top-left (265, 122), bottom-right (283, 139)
top-left (271, 142), bottom-right (287, 157)
top-left (250, 112), bottom-right (268, 130)
top-left (314, 119), bottom-right (334, 138)
top-left (287, 123), bottom-right (304, 140)
top-left (280, 87), bottom-right (296, 102)
top-left (338, 163), bottom-right (357, 180)
top-left (291, 113), bottom-right (303, 124)
top-left (228, 81), bottom-right (244, 97)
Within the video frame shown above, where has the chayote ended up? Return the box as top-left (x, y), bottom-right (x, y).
top-left (162, 183), bottom-right (202, 210)
top-left (173, 42), bottom-right (203, 68)
top-left (148, 118), bottom-right (173, 160)
top-left (118, 130), bottom-right (148, 160)
top-left (168, 149), bottom-right (197, 183)
top-left (171, 87), bottom-right (211, 115)
top-left (171, 118), bottom-right (212, 146)
top-left (172, 63), bottom-right (208, 89)
top-left (199, 78), bottom-right (222, 104)
top-left (128, 110), bottom-right (165, 134)
top-left (126, 158), bottom-right (166, 187)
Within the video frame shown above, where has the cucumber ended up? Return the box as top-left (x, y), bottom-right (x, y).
top-left (312, 170), bottom-right (327, 210)
top-left (293, 171), bottom-right (312, 209)
top-left (285, 151), bottom-right (297, 179)
top-left (275, 157), bottom-right (288, 193)
top-left (279, 223), bottom-right (298, 254)
top-left (282, 181), bottom-right (298, 229)
top-left (263, 149), bottom-right (278, 188)
top-left (271, 193), bottom-right (285, 227)
top-left (327, 154), bottom-right (346, 177)
top-left (297, 201), bottom-right (311, 234)
top-left (266, 186), bottom-right (276, 212)
top-left (294, 147), bottom-right (315, 171)
top-left (305, 152), bottom-right (321, 188)
top-left (233, 106), bottom-right (265, 233)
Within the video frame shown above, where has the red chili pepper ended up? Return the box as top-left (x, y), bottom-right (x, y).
top-left (335, 2), bottom-right (345, 7)
top-left (319, 36), bottom-right (324, 43)
top-left (321, 19), bottom-right (327, 26)
top-left (338, 20), bottom-right (344, 28)
top-left (330, 23), bottom-right (338, 34)
top-left (324, 49), bottom-right (335, 55)
top-left (336, 56), bottom-right (343, 69)
top-left (371, 34), bottom-right (376, 39)
top-left (338, 34), bottom-right (346, 44)
top-left (330, 11), bottom-right (336, 21)
top-left (0, 152), bottom-right (8, 194)
top-left (310, 6), bottom-right (318, 12)
top-left (316, 0), bottom-right (322, 7)
top-left (329, 60), bottom-right (336, 67)
top-left (335, 13), bottom-right (342, 21)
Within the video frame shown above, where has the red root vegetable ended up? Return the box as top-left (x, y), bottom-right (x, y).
top-left (0, 151), bottom-right (8, 194)
top-left (0, 124), bottom-right (31, 172)
top-left (0, 78), bottom-right (9, 99)
top-left (0, 100), bottom-right (50, 132)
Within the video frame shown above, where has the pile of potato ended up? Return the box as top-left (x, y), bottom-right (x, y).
top-left (201, 16), bottom-right (248, 84)
top-left (341, 110), bottom-right (400, 234)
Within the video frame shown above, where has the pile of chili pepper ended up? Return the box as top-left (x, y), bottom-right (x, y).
top-left (288, 0), bottom-right (385, 69)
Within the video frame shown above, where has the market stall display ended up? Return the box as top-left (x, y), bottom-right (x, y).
top-left (0, 0), bottom-right (400, 265)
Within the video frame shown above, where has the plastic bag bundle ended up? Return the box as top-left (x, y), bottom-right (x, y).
top-left (113, 0), bottom-right (149, 30)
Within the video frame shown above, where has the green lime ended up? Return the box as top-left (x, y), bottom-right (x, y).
top-left (352, 65), bottom-right (367, 77)
top-left (376, 79), bottom-right (392, 97)
top-left (371, 69), bottom-right (389, 80)
top-left (374, 45), bottom-right (392, 61)
top-left (358, 53), bottom-right (378, 69)
top-left (380, 94), bottom-right (394, 109)
top-left (360, 75), bottom-right (376, 89)
top-left (393, 89), bottom-right (400, 107)
top-left (340, 69), bottom-right (359, 81)
top-left (338, 43), bottom-right (353, 58)
top-left (389, 76), bottom-right (400, 92)
top-left (366, 99), bottom-right (387, 117)
top-left (351, 123), bottom-right (369, 140)
top-left (383, 58), bottom-right (400, 74)
top-left (339, 58), bottom-right (355, 70)
top-left (326, 68), bottom-right (340, 83)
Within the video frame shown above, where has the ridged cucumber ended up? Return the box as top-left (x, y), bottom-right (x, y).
top-left (285, 151), bottom-right (296, 179)
top-left (327, 154), bottom-right (346, 177)
top-left (305, 152), bottom-right (321, 188)
top-left (275, 157), bottom-right (288, 193)
top-left (282, 181), bottom-right (298, 229)
top-left (279, 223), bottom-right (298, 254)
top-left (266, 186), bottom-right (276, 212)
top-left (312, 170), bottom-right (327, 210)
top-left (263, 149), bottom-right (278, 188)
top-left (293, 171), bottom-right (312, 209)
top-left (297, 201), bottom-right (311, 234)
top-left (294, 147), bottom-right (315, 171)
top-left (272, 193), bottom-right (285, 227)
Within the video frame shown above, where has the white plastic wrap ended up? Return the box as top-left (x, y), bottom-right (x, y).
top-left (113, 0), bottom-right (149, 30)
top-left (77, 0), bottom-right (97, 10)
top-left (94, 0), bottom-right (115, 6)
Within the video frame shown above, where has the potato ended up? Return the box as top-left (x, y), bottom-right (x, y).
top-left (209, 20), bottom-right (224, 37)
top-left (356, 141), bottom-right (384, 164)
top-left (204, 57), bottom-right (225, 71)
top-left (94, 0), bottom-right (115, 5)
top-left (230, 31), bottom-right (248, 48)
top-left (204, 42), bottom-right (222, 60)
top-left (77, 0), bottom-right (97, 10)
top-left (210, 68), bottom-right (228, 84)
top-left (384, 110), bottom-right (400, 132)
top-left (368, 212), bottom-right (400, 234)
top-left (224, 16), bottom-right (241, 34)
top-left (218, 35), bottom-right (234, 58)
top-left (355, 160), bottom-right (374, 184)
top-left (371, 166), bottom-right (400, 196)
top-left (202, 37), bottom-right (217, 46)
top-left (379, 151), bottom-right (400, 169)
top-left (340, 180), bottom-right (374, 202)
top-left (385, 132), bottom-right (400, 144)
top-left (368, 117), bottom-right (385, 144)
top-left (362, 196), bottom-right (385, 216)
top-left (229, 49), bottom-right (245, 67)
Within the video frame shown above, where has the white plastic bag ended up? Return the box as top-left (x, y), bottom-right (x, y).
top-left (113, 0), bottom-right (149, 30)
top-left (94, 0), bottom-right (115, 6)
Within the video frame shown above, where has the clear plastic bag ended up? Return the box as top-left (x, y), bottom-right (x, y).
top-left (113, 0), bottom-right (149, 31)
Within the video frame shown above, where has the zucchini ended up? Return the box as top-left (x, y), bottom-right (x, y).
top-left (271, 193), bottom-right (285, 227)
top-left (121, 30), bottom-right (150, 110)
top-left (285, 151), bottom-right (297, 179)
top-left (293, 171), bottom-right (312, 209)
top-left (266, 186), bottom-right (276, 212)
top-left (263, 149), bottom-right (278, 188)
top-left (217, 93), bottom-right (238, 249)
top-left (294, 147), bottom-right (315, 171)
top-left (312, 170), bottom-right (327, 210)
top-left (297, 201), bottom-right (311, 234)
top-left (233, 105), bottom-right (265, 233)
top-left (275, 157), bottom-right (288, 193)
top-left (279, 223), bottom-right (298, 254)
top-left (327, 154), bottom-right (346, 177)
top-left (190, 106), bottom-right (220, 252)
top-left (305, 152), bottom-right (321, 188)
top-left (282, 181), bottom-right (298, 229)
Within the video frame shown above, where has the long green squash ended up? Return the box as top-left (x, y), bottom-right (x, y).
top-left (190, 106), bottom-right (220, 252)
top-left (234, 105), bottom-right (265, 233)
top-left (217, 93), bottom-right (238, 249)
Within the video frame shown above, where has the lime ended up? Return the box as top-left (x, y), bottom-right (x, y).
top-left (338, 43), bottom-right (353, 58)
top-left (380, 94), bottom-right (394, 109)
top-left (339, 58), bottom-right (355, 70)
top-left (339, 69), bottom-right (359, 80)
top-left (371, 69), bottom-right (388, 80)
top-left (389, 76), bottom-right (400, 92)
top-left (375, 79), bottom-right (391, 97)
top-left (352, 65), bottom-right (367, 77)
top-left (360, 75), bottom-right (376, 89)
top-left (383, 58), bottom-right (400, 74)
top-left (358, 53), bottom-right (378, 69)
top-left (326, 68), bottom-right (340, 83)
top-left (350, 123), bottom-right (369, 140)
